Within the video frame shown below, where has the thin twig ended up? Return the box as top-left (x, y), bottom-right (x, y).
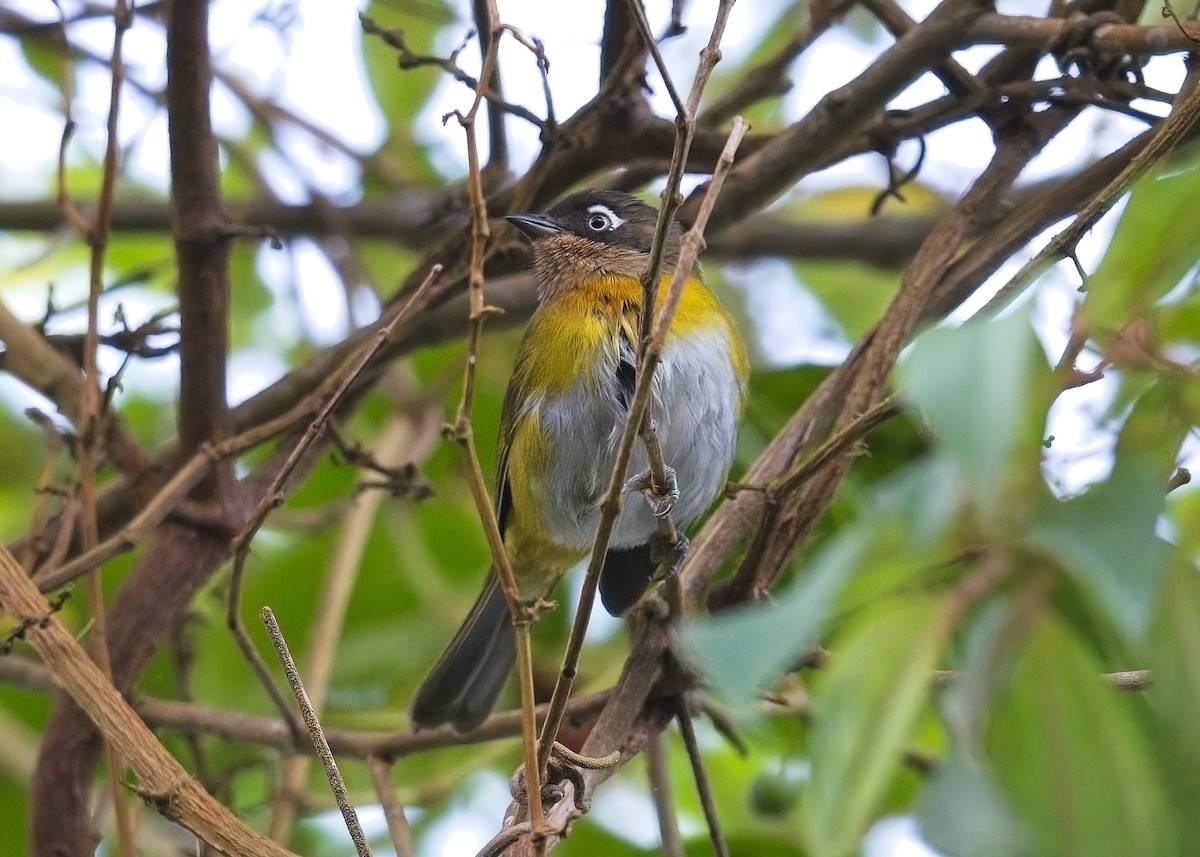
top-left (769, 397), bottom-right (902, 498)
top-left (34, 365), bottom-right (431, 594)
top-left (537, 116), bottom-right (748, 769)
top-left (499, 24), bottom-right (556, 131)
top-left (1107, 669), bottom-right (1153, 689)
top-left (0, 542), bottom-right (301, 857)
top-left (260, 607), bottom-right (372, 857)
top-left (226, 265), bottom-right (441, 736)
top-left (474, 0), bottom-right (508, 169)
top-left (982, 61), bottom-right (1200, 317)
top-left (367, 755), bottom-right (416, 857)
top-left (646, 733), bottom-right (685, 857)
top-left (77, 3), bottom-right (137, 853)
top-left (700, 1), bottom-right (848, 125)
top-left (439, 0), bottom-right (548, 838)
top-left (35, 446), bottom-right (217, 591)
top-left (269, 417), bottom-right (419, 841)
top-left (676, 699), bottom-right (730, 857)
top-left (628, 0), bottom-right (739, 561)
top-left (51, 0), bottom-right (90, 235)
top-left (557, 12), bottom-right (748, 735)
top-left (632, 0), bottom-right (736, 346)
top-left (626, 0), bottom-right (687, 119)
top-left (359, 14), bottom-right (546, 130)
top-left (22, 410), bottom-right (67, 572)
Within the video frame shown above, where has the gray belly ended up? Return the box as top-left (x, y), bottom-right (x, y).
top-left (529, 330), bottom-right (740, 550)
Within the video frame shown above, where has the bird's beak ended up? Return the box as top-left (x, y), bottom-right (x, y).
top-left (505, 213), bottom-right (564, 242)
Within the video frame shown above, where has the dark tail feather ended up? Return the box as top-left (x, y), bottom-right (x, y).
top-left (410, 576), bottom-right (515, 732)
top-left (600, 544), bottom-right (659, 616)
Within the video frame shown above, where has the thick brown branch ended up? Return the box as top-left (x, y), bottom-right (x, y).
top-left (964, 13), bottom-right (1200, 53)
top-left (0, 542), bottom-right (300, 857)
top-left (702, 0), bottom-right (989, 228)
top-left (167, 0), bottom-right (231, 483)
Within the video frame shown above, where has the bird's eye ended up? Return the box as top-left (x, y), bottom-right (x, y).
top-left (584, 204), bottom-right (623, 233)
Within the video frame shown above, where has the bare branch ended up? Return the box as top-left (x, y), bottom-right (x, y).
top-left (367, 756), bottom-right (416, 857)
top-left (167, 0), bottom-right (231, 488)
top-left (676, 700), bottom-right (729, 857)
top-left (261, 607), bottom-right (373, 857)
top-left (646, 734), bottom-right (685, 857)
top-left (225, 266), bottom-right (442, 735)
top-left (0, 541), bottom-right (301, 857)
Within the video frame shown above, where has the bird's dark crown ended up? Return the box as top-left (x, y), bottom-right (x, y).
top-left (542, 190), bottom-right (668, 253)
top-left (507, 189), bottom-right (687, 298)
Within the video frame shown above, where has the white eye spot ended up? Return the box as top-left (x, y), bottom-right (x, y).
top-left (585, 204), bottom-right (625, 232)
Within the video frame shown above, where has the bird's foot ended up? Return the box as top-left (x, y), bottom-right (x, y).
top-left (650, 531), bottom-right (689, 581)
top-left (623, 465), bottom-right (679, 518)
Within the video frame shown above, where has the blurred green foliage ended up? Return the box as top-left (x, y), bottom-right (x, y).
top-left (1, 1), bottom-right (1199, 856)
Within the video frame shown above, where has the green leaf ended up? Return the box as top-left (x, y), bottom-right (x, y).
top-left (794, 260), bottom-right (901, 341)
top-left (1158, 278), bottom-right (1200, 348)
top-left (985, 615), bottom-right (1176, 857)
top-left (18, 38), bottom-right (64, 95)
top-left (1148, 559), bottom-right (1200, 844)
top-left (1085, 150), bottom-right (1200, 333)
top-left (898, 307), bottom-right (1052, 526)
top-left (802, 594), bottom-right (951, 857)
top-left (919, 749), bottom-right (1034, 857)
top-left (360, 0), bottom-right (454, 183)
top-left (676, 533), bottom-right (861, 709)
top-left (1022, 452), bottom-right (1169, 641)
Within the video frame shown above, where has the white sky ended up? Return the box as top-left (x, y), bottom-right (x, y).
top-left (1, 0), bottom-right (1197, 854)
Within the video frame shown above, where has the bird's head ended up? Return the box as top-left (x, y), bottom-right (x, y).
top-left (506, 190), bottom-right (684, 298)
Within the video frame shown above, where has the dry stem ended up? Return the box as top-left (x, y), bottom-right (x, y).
top-left (261, 607), bottom-right (372, 857)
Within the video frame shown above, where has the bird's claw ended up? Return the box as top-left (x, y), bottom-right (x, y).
top-left (623, 465), bottom-right (679, 518)
top-left (650, 531), bottom-right (689, 581)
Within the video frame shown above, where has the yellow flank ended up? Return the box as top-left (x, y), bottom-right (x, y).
top-left (519, 272), bottom-right (747, 395)
top-left (502, 410), bottom-right (585, 593)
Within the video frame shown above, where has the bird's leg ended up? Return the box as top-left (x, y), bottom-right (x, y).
top-left (623, 464), bottom-right (679, 518)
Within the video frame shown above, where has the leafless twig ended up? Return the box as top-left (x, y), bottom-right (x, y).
top-left (260, 607), bottom-right (372, 857)
top-left (537, 114), bottom-right (749, 770)
top-left (646, 733), bottom-right (685, 857)
top-left (225, 265), bottom-right (441, 737)
top-left (367, 755), bottom-right (415, 857)
top-left (676, 699), bottom-right (730, 857)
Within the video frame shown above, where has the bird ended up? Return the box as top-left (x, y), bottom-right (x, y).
top-left (409, 189), bottom-right (748, 732)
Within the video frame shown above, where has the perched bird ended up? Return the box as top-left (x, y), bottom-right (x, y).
top-left (410, 189), bottom-right (748, 732)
